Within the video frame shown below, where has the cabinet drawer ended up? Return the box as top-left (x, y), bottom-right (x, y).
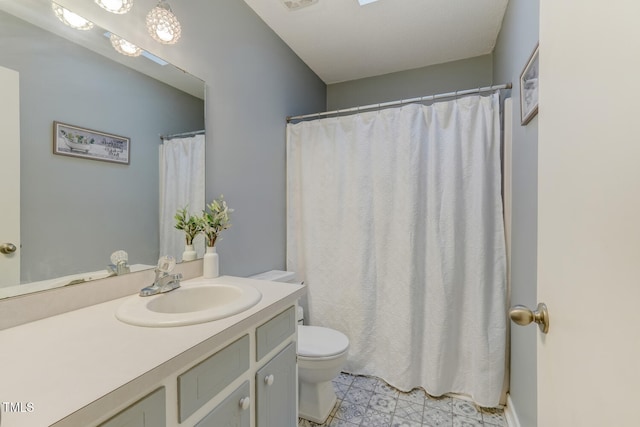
top-left (178, 335), bottom-right (250, 422)
top-left (195, 381), bottom-right (250, 427)
top-left (256, 306), bottom-right (296, 361)
top-left (99, 387), bottom-right (165, 427)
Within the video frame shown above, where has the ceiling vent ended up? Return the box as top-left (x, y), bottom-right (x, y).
top-left (281, 0), bottom-right (318, 11)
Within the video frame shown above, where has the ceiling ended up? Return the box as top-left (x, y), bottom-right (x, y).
top-left (243, 0), bottom-right (509, 84)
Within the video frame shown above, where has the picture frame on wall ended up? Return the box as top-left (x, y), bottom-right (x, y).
top-left (53, 121), bottom-right (130, 165)
top-left (520, 43), bottom-right (539, 125)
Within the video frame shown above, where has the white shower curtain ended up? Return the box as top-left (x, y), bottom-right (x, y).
top-left (159, 134), bottom-right (205, 261)
top-left (286, 93), bottom-right (507, 407)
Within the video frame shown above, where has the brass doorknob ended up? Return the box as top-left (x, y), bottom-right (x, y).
top-left (0, 243), bottom-right (17, 254)
top-left (509, 303), bottom-right (549, 334)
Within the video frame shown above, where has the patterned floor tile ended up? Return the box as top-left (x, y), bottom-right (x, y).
top-left (451, 399), bottom-right (482, 421)
top-left (343, 386), bottom-right (374, 406)
top-left (362, 407), bottom-right (393, 426)
top-left (394, 398), bottom-right (424, 423)
top-left (391, 415), bottom-right (424, 427)
top-left (335, 372), bottom-right (356, 386)
top-left (422, 407), bottom-right (453, 426)
top-left (314, 372), bottom-right (507, 427)
top-left (424, 395), bottom-right (452, 412)
top-left (480, 408), bottom-right (507, 426)
top-left (453, 414), bottom-right (483, 427)
top-left (375, 381), bottom-right (400, 398)
top-left (352, 375), bottom-right (380, 391)
top-left (333, 381), bottom-right (351, 400)
top-left (328, 418), bottom-right (359, 427)
top-left (399, 388), bottom-right (428, 404)
top-left (333, 400), bottom-right (367, 425)
top-left (369, 392), bottom-right (398, 414)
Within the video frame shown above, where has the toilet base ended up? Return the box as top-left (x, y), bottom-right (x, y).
top-left (298, 379), bottom-right (337, 424)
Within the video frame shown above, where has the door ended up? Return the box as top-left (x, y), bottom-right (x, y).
top-left (0, 65), bottom-right (20, 286)
top-left (537, 1), bottom-right (640, 425)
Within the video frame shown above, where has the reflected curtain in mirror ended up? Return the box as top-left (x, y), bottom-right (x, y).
top-left (159, 134), bottom-right (205, 262)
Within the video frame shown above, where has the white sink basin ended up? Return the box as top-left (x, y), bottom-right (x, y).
top-left (115, 281), bottom-right (262, 327)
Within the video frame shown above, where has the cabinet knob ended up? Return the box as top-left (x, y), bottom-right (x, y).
top-left (239, 397), bottom-right (250, 410)
top-left (264, 374), bottom-right (275, 386)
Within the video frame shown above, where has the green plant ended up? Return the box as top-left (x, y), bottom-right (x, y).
top-left (200, 195), bottom-right (233, 247)
top-left (174, 206), bottom-right (202, 245)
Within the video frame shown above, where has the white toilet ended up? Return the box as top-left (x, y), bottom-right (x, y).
top-left (249, 270), bottom-right (350, 423)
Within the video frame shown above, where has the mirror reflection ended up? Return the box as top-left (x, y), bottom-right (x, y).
top-left (0, 1), bottom-right (205, 299)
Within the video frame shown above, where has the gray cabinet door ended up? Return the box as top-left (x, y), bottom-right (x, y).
top-left (99, 387), bottom-right (165, 427)
top-left (195, 382), bottom-right (250, 427)
top-left (178, 335), bottom-right (250, 422)
top-left (256, 343), bottom-right (297, 427)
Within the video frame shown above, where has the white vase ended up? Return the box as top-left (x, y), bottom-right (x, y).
top-left (182, 244), bottom-right (197, 262)
top-left (203, 246), bottom-right (219, 278)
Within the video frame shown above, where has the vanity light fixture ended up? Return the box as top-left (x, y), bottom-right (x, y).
top-left (146, 0), bottom-right (182, 45)
top-left (95, 0), bottom-right (133, 14)
top-left (52, 2), bottom-right (94, 30)
top-left (358, 0), bottom-right (380, 5)
top-left (110, 34), bottom-right (142, 57)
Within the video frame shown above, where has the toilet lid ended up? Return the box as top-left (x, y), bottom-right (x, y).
top-left (298, 325), bottom-right (349, 358)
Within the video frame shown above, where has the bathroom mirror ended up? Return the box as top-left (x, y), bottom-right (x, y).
top-left (0, 0), bottom-right (205, 299)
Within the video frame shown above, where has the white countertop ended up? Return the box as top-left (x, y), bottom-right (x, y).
top-left (0, 275), bottom-right (305, 427)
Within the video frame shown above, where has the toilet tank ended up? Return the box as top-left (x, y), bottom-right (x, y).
top-left (249, 270), bottom-right (304, 324)
top-left (249, 270), bottom-right (297, 283)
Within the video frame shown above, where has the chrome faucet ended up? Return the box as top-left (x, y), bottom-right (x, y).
top-left (108, 250), bottom-right (130, 276)
top-left (139, 255), bottom-right (181, 297)
top-left (139, 272), bottom-right (183, 296)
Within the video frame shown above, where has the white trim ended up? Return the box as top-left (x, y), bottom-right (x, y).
top-left (504, 393), bottom-right (522, 427)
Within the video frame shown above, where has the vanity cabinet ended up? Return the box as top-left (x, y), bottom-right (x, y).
top-left (256, 343), bottom-right (297, 427)
top-left (178, 305), bottom-right (297, 427)
top-left (194, 382), bottom-right (250, 427)
top-left (178, 335), bottom-right (250, 422)
top-left (99, 387), bottom-right (166, 427)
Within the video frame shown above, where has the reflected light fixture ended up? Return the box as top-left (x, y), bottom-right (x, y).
top-left (95, 0), bottom-right (133, 14)
top-left (281, 0), bottom-right (318, 10)
top-left (110, 34), bottom-right (142, 57)
top-left (52, 2), bottom-right (94, 30)
top-left (146, 0), bottom-right (182, 45)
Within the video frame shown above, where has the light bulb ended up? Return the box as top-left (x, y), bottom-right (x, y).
top-left (95, 0), bottom-right (133, 14)
top-left (52, 2), bottom-right (94, 30)
top-left (110, 34), bottom-right (142, 57)
top-left (146, 1), bottom-right (181, 45)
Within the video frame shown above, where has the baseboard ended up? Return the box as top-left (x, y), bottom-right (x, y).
top-left (504, 394), bottom-right (522, 427)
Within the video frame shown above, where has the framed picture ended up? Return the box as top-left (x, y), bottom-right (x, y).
top-left (520, 43), bottom-right (539, 125)
top-left (53, 121), bottom-right (130, 165)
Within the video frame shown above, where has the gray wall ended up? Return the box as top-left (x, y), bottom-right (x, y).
top-left (493, 1), bottom-right (539, 426)
top-left (181, 1), bottom-right (326, 276)
top-left (0, 11), bottom-right (204, 282)
top-left (63, 0), bottom-right (328, 277)
top-left (327, 55), bottom-right (493, 110)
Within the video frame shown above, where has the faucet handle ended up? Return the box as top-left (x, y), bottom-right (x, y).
top-left (156, 256), bottom-right (176, 273)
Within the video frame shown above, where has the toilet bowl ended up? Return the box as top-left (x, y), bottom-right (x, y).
top-left (297, 325), bottom-right (349, 423)
top-left (249, 270), bottom-right (350, 423)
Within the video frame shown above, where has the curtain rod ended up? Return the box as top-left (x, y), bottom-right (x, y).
top-left (286, 83), bottom-right (512, 123)
top-left (160, 129), bottom-right (205, 140)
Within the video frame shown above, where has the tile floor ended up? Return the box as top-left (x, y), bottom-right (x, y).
top-left (298, 372), bottom-right (508, 427)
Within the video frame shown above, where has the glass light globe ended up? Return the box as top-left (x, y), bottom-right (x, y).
top-left (146, 1), bottom-right (182, 45)
top-left (52, 3), bottom-right (94, 30)
top-left (110, 34), bottom-right (142, 57)
top-left (95, 0), bottom-right (133, 14)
